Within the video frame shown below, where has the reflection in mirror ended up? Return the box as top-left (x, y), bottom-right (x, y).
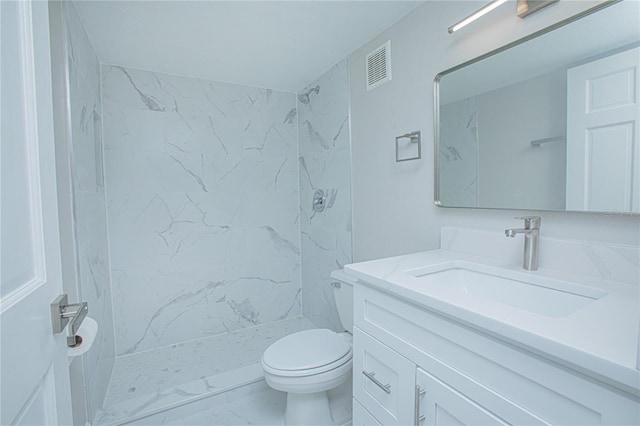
top-left (435, 0), bottom-right (640, 213)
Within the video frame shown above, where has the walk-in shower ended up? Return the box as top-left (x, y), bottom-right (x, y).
top-left (50, 2), bottom-right (352, 424)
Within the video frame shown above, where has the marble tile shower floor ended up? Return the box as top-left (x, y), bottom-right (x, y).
top-left (94, 317), bottom-right (316, 426)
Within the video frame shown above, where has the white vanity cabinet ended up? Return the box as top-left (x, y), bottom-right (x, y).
top-left (353, 327), bottom-right (415, 424)
top-left (352, 284), bottom-right (640, 426)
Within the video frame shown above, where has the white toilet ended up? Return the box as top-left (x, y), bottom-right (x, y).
top-left (262, 273), bottom-right (354, 425)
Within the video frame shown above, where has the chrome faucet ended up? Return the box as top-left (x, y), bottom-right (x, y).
top-left (505, 216), bottom-right (541, 271)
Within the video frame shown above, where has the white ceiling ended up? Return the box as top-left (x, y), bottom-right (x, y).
top-left (73, 0), bottom-right (424, 92)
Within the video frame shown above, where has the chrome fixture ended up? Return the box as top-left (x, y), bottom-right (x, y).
top-left (396, 131), bottom-right (421, 162)
top-left (312, 189), bottom-right (327, 213)
top-left (505, 216), bottom-right (541, 271)
top-left (362, 370), bottom-right (391, 394)
top-left (448, 0), bottom-right (508, 34)
top-left (448, 0), bottom-right (557, 34)
top-left (414, 385), bottom-right (426, 424)
top-left (530, 135), bottom-right (564, 148)
top-left (517, 0), bottom-right (559, 18)
top-left (51, 294), bottom-right (89, 346)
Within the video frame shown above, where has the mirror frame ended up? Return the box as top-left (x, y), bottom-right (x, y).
top-left (433, 0), bottom-right (621, 211)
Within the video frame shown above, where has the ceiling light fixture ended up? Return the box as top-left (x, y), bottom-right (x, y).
top-left (448, 0), bottom-right (509, 34)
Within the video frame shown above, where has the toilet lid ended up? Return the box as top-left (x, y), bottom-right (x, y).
top-left (262, 329), bottom-right (351, 371)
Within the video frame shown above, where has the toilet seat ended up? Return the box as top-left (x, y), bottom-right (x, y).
top-left (262, 329), bottom-right (352, 377)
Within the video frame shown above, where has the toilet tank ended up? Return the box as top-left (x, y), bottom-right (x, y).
top-left (330, 269), bottom-right (356, 334)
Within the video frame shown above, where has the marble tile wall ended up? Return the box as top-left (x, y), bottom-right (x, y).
top-left (62, 2), bottom-right (116, 421)
top-left (438, 97), bottom-right (478, 207)
top-left (297, 59), bottom-right (353, 331)
top-left (101, 66), bottom-right (301, 355)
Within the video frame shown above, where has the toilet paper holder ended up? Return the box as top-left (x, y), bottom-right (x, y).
top-left (50, 294), bottom-right (88, 346)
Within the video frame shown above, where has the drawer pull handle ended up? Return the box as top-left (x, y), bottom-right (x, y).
top-left (362, 370), bottom-right (391, 394)
top-left (414, 385), bottom-right (426, 425)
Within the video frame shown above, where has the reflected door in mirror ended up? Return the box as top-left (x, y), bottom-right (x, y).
top-left (434, 0), bottom-right (640, 213)
top-left (566, 47), bottom-right (640, 213)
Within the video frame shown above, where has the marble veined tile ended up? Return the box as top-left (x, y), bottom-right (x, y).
top-left (162, 378), bottom-right (352, 426)
top-left (123, 381), bottom-right (271, 425)
top-left (94, 317), bottom-right (315, 425)
top-left (161, 387), bottom-right (286, 426)
top-left (297, 58), bottom-right (352, 331)
top-left (102, 65), bottom-right (301, 355)
top-left (110, 252), bottom-right (301, 355)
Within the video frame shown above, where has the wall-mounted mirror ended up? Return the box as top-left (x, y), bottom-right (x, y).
top-left (435, 0), bottom-right (639, 213)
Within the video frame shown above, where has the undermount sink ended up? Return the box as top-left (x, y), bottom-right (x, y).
top-left (405, 261), bottom-right (607, 318)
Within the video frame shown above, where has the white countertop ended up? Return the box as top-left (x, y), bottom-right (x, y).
top-left (343, 249), bottom-right (640, 395)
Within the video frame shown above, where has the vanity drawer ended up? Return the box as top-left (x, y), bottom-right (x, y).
top-left (416, 366), bottom-right (547, 425)
top-left (353, 327), bottom-right (415, 425)
top-left (417, 367), bottom-right (509, 426)
top-left (354, 284), bottom-right (640, 425)
top-left (352, 397), bottom-right (382, 426)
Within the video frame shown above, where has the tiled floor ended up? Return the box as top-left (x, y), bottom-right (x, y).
top-left (95, 317), bottom-right (316, 425)
top-left (164, 381), bottom-right (352, 426)
top-left (164, 387), bottom-right (286, 425)
top-left (126, 380), bottom-right (352, 426)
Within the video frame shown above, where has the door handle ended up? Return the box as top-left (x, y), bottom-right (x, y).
top-left (362, 370), bottom-right (391, 394)
top-left (414, 384), bottom-right (426, 425)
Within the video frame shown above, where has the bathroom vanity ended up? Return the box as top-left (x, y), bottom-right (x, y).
top-left (340, 227), bottom-right (640, 425)
top-left (345, 3), bottom-right (640, 422)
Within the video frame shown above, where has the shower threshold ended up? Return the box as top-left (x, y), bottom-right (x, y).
top-left (93, 317), bottom-right (316, 426)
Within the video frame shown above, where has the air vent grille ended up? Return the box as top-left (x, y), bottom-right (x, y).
top-left (366, 41), bottom-right (392, 91)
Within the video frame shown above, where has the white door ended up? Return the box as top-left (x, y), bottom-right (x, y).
top-left (1, 1), bottom-right (73, 425)
top-left (566, 47), bottom-right (640, 212)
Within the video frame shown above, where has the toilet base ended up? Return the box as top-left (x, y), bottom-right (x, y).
top-left (285, 391), bottom-right (332, 426)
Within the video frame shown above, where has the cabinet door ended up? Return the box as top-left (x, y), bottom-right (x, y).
top-left (416, 368), bottom-right (508, 426)
top-left (353, 327), bottom-right (415, 425)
